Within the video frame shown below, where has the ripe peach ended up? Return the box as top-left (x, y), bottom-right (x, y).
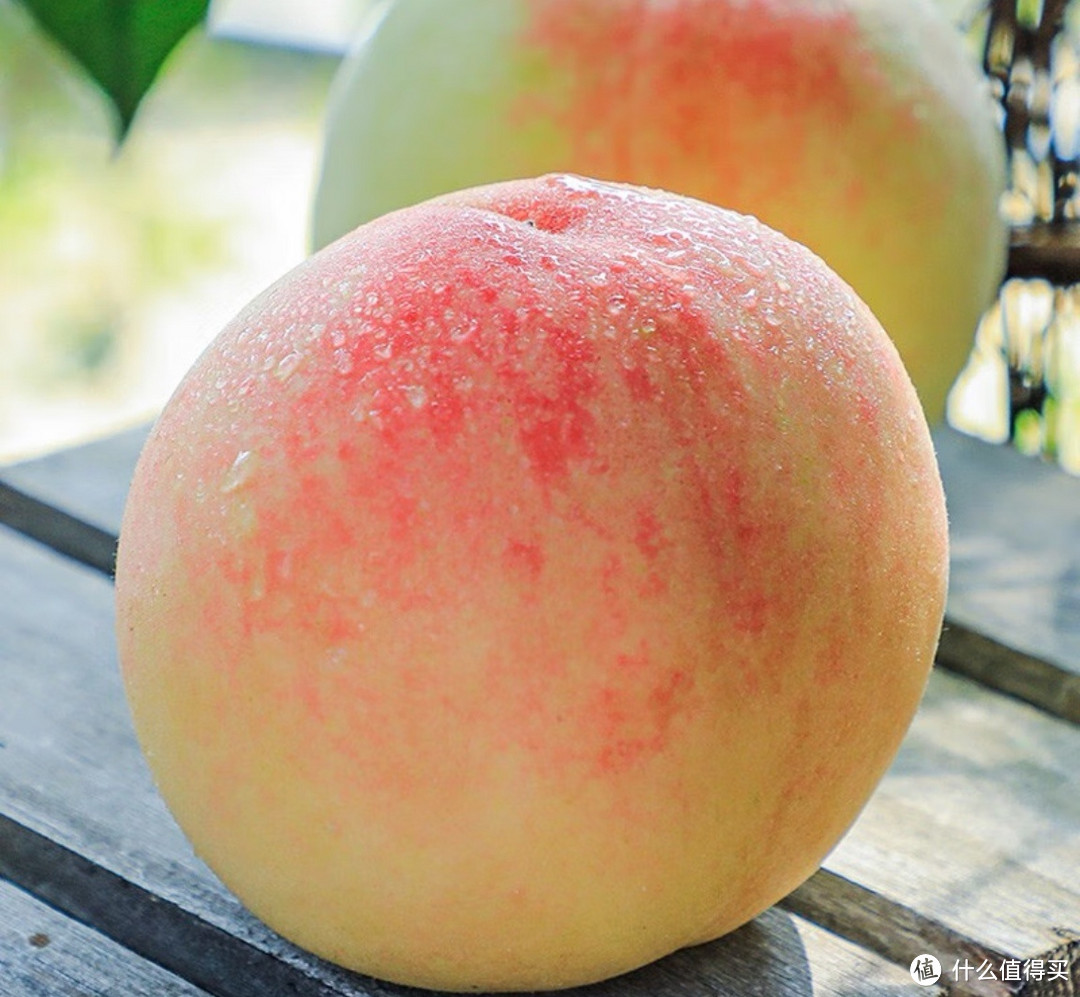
top-left (115, 174), bottom-right (949, 991)
top-left (313, 0), bottom-right (1007, 421)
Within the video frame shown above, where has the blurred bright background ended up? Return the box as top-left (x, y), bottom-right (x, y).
top-left (0, 0), bottom-right (375, 463)
top-left (1, 0), bottom-right (1078, 471)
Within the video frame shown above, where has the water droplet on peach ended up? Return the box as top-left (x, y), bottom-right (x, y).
top-left (222, 450), bottom-right (257, 493)
top-left (334, 348), bottom-right (355, 375)
top-left (275, 352), bottom-right (303, 380)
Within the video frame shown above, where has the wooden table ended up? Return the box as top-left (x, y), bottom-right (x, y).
top-left (0, 424), bottom-right (1076, 996)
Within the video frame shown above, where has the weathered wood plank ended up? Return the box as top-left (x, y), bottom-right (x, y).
top-left (780, 871), bottom-right (1017, 997)
top-left (817, 665), bottom-right (1080, 994)
top-left (0, 877), bottom-right (213, 997)
top-left (0, 481), bottom-right (116, 576)
top-left (0, 424), bottom-right (145, 535)
top-left (0, 533), bottom-right (929, 996)
top-left (0, 419), bottom-right (140, 576)
top-left (937, 619), bottom-right (1080, 725)
top-left (934, 425), bottom-right (1080, 721)
top-left (0, 813), bottom-right (353, 997)
top-left (0, 883), bottom-right (204, 997)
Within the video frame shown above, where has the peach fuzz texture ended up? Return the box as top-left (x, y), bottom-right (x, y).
top-left (115, 175), bottom-right (949, 992)
top-left (313, 0), bottom-right (1007, 422)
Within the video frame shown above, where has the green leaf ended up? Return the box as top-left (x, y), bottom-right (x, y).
top-left (19, 0), bottom-right (210, 138)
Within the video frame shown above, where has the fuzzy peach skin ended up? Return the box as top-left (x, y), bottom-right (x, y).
top-left (115, 174), bottom-right (948, 992)
top-left (312, 0), bottom-right (1007, 422)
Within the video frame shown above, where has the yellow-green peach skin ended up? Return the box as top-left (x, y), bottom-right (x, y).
top-left (313, 0), bottom-right (1007, 421)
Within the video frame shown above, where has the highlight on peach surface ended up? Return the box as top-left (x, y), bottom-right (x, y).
top-left (313, 0), bottom-right (1008, 422)
top-left (115, 174), bottom-right (949, 992)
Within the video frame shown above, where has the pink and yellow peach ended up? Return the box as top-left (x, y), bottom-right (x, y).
top-left (116, 175), bottom-right (949, 991)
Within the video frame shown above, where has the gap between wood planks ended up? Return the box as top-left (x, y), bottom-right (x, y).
top-left (0, 814), bottom-right (358, 997)
top-left (0, 482), bottom-right (116, 578)
top-left (937, 620), bottom-right (1080, 726)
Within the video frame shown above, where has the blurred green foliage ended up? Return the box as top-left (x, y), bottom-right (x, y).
top-left (18, 0), bottom-right (209, 136)
top-left (0, 2), bottom-right (336, 460)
